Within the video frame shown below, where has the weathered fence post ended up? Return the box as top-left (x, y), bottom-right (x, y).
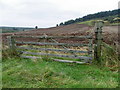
top-left (7, 35), bottom-right (16, 50)
top-left (11, 36), bottom-right (16, 50)
top-left (7, 36), bottom-right (12, 49)
top-left (94, 21), bottom-right (103, 63)
top-left (88, 37), bottom-right (93, 57)
top-left (43, 33), bottom-right (49, 57)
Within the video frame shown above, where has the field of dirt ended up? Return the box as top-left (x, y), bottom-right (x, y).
top-left (2, 24), bottom-right (119, 45)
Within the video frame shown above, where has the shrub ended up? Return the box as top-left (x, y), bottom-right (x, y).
top-left (100, 43), bottom-right (119, 71)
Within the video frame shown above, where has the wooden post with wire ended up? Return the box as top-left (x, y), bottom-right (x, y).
top-left (94, 21), bottom-right (103, 63)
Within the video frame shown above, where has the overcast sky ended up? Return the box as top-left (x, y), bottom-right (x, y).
top-left (0, 0), bottom-right (119, 28)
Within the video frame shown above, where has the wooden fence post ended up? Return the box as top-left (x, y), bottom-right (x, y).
top-left (43, 33), bottom-right (48, 56)
top-left (94, 21), bottom-right (103, 63)
top-left (7, 35), bottom-right (16, 50)
top-left (11, 36), bottom-right (16, 50)
top-left (88, 37), bottom-right (93, 57)
top-left (7, 36), bottom-right (12, 49)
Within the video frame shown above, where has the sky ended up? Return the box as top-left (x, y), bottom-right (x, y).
top-left (0, 0), bottom-right (119, 28)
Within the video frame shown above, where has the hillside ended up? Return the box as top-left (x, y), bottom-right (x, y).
top-left (14, 24), bottom-right (91, 35)
top-left (58, 9), bottom-right (120, 26)
top-left (2, 23), bottom-right (118, 46)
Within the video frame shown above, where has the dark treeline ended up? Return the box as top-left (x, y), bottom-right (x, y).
top-left (58, 9), bottom-right (120, 26)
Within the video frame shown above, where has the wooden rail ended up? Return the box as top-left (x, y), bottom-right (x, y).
top-left (12, 35), bottom-right (93, 39)
top-left (17, 47), bottom-right (90, 53)
top-left (20, 56), bottom-right (87, 64)
top-left (16, 41), bottom-right (91, 47)
top-left (21, 51), bottom-right (92, 60)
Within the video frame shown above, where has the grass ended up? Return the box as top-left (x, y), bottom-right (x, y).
top-left (2, 57), bottom-right (118, 88)
top-left (78, 20), bottom-right (97, 26)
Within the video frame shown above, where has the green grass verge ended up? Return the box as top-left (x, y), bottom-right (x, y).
top-left (2, 57), bottom-right (118, 88)
top-left (78, 20), bottom-right (96, 26)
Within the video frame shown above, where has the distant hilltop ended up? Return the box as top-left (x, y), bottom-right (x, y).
top-left (57, 9), bottom-right (120, 26)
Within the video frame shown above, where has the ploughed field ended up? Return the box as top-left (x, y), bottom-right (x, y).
top-left (2, 24), bottom-right (119, 45)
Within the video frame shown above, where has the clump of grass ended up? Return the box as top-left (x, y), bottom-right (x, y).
top-left (41, 55), bottom-right (52, 62)
top-left (2, 48), bottom-right (20, 61)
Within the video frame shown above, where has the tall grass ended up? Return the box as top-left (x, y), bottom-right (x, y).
top-left (2, 47), bottom-right (20, 61)
top-left (99, 42), bottom-right (119, 71)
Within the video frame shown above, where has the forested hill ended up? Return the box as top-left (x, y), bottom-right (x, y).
top-left (58, 9), bottom-right (120, 26)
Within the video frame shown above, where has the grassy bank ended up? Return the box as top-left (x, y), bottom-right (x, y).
top-left (2, 57), bottom-right (118, 88)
